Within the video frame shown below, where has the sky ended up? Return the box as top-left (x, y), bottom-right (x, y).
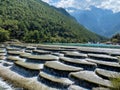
top-left (42, 0), bottom-right (120, 13)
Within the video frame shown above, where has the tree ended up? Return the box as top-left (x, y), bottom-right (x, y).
top-left (33, 30), bottom-right (40, 43)
top-left (111, 33), bottom-right (120, 44)
top-left (23, 30), bottom-right (40, 43)
top-left (0, 0), bottom-right (103, 43)
top-left (0, 27), bottom-right (10, 42)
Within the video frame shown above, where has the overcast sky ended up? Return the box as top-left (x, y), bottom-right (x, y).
top-left (42, 0), bottom-right (120, 13)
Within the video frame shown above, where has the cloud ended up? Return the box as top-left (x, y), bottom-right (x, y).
top-left (42, 0), bottom-right (120, 13)
top-left (42, 0), bottom-right (51, 3)
top-left (66, 9), bottom-right (75, 13)
top-left (97, 0), bottom-right (120, 13)
top-left (51, 0), bottom-right (91, 10)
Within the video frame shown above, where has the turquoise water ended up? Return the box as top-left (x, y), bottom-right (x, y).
top-left (45, 43), bottom-right (120, 49)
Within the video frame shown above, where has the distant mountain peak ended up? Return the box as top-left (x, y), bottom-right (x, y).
top-left (69, 6), bottom-right (120, 37)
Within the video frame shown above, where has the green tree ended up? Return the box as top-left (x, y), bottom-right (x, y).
top-left (111, 33), bottom-right (120, 44)
top-left (23, 30), bottom-right (40, 43)
top-left (0, 27), bottom-right (10, 42)
top-left (0, 0), bottom-right (104, 43)
top-left (32, 30), bottom-right (40, 43)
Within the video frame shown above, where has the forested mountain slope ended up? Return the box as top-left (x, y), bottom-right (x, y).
top-left (0, 0), bottom-right (103, 43)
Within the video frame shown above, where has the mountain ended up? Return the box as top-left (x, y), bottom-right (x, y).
top-left (53, 7), bottom-right (71, 17)
top-left (111, 33), bottom-right (120, 44)
top-left (0, 0), bottom-right (103, 43)
top-left (70, 6), bottom-right (120, 37)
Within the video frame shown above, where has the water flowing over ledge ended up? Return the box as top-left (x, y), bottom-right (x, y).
top-left (0, 44), bottom-right (120, 90)
top-left (0, 65), bottom-right (55, 90)
top-left (0, 78), bottom-right (13, 90)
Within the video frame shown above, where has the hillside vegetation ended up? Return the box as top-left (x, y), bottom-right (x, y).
top-left (111, 33), bottom-right (120, 44)
top-left (0, 0), bottom-right (103, 43)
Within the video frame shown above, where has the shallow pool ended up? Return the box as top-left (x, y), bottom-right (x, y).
top-left (45, 43), bottom-right (120, 49)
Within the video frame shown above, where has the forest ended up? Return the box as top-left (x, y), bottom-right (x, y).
top-left (0, 0), bottom-right (104, 43)
top-left (111, 33), bottom-right (120, 44)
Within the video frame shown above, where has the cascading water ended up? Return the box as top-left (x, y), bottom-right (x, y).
top-left (0, 44), bottom-right (120, 90)
top-left (0, 78), bottom-right (13, 90)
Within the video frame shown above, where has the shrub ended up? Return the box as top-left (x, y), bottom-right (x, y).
top-left (111, 77), bottom-right (120, 90)
top-left (0, 27), bottom-right (10, 42)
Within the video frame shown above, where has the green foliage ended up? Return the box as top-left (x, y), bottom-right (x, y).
top-left (111, 77), bottom-right (120, 90)
top-left (0, 0), bottom-right (104, 43)
top-left (0, 27), bottom-right (10, 42)
top-left (24, 30), bottom-right (40, 43)
top-left (111, 33), bottom-right (120, 44)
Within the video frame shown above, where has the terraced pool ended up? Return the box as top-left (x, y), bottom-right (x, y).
top-left (0, 44), bottom-right (120, 90)
top-left (0, 78), bottom-right (13, 90)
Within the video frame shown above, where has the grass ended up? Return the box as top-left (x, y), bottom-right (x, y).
top-left (111, 77), bottom-right (120, 90)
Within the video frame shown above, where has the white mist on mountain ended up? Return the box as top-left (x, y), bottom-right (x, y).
top-left (42, 0), bottom-right (120, 37)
